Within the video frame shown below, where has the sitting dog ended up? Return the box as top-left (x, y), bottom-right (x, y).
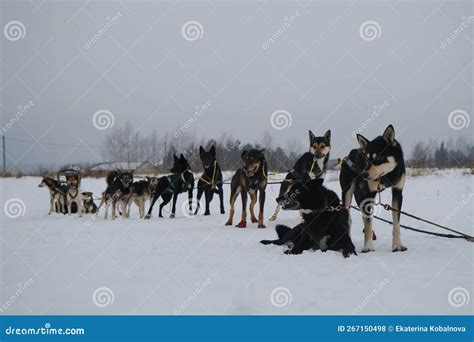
top-left (65, 175), bottom-right (82, 217)
top-left (97, 170), bottom-right (134, 220)
top-left (194, 145), bottom-right (225, 216)
top-left (145, 154), bottom-right (194, 219)
top-left (225, 149), bottom-right (267, 228)
top-left (340, 124), bottom-right (407, 253)
top-left (82, 192), bottom-right (98, 214)
top-left (127, 177), bottom-right (159, 218)
top-left (38, 177), bottom-right (68, 214)
top-left (269, 129), bottom-right (331, 221)
top-left (261, 179), bottom-right (357, 258)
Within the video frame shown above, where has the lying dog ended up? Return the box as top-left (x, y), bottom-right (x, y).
top-left (65, 175), bottom-right (82, 217)
top-left (97, 170), bottom-right (134, 220)
top-left (145, 154), bottom-right (194, 219)
top-left (269, 130), bottom-right (331, 221)
top-left (38, 177), bottom-right (68, 214)
top-left (127, 177), bottom-right (159, 218)
top-left (340, 124), bottom-right (407, 253)
top-left (194, 146), bottom-right (225, 216)
top-left (82, 192), bottom-right (98, 214)
top-left (261, 179), bottom-right (356, 258)
top-left (225, 149), bottom-right (267, 228)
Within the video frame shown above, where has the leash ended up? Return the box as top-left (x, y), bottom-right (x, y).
top-left (351, 206), bottom-right (470, 240)
top-left (348, 180), bottom-right (473, 241)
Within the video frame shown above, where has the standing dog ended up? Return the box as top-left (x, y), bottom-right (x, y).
top-left (261, 179), bottom-right (357, 258)
top-left (340, 124), bottom-right (407, 253)
top-left (194, 146), bottom-right (225, 216)
top-left (225, 149), bottom-right (267, 228)
top-left (97, 170), bottom-right (134, 220)
top-left (144, 154), bottom-right (194, 219)
top-left (38, 177), bottom-right (68, 214)
top-left (127, 177), bottom-right (159, 218)
top-left (269, 130), bottom-right (331, 221)
top-left (65, 175), bottom-right (82, 217)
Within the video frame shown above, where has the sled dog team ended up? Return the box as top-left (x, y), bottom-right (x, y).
top-left (39, 125), bottom-right (407, 256)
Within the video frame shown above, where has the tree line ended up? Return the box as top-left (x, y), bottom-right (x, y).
top-left (101, 122), bottom-right (473, 172)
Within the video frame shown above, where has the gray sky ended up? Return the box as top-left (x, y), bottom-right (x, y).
top-left (0, 0), bottom-right (472, 171)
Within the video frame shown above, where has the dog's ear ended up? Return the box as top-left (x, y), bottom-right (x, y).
top-left (323, 130), bottom-right (331, 142)
top-left (210, 145), bottom-right (216, 154)
top-left (199, 146), bottom-right (204, 155)
top-left (173, 154), bottom-right (179, 162)
top-left (180, 153), bottom-right (185, 161)
top-left (130, 169), bottom-right (134, 175)
top-left (383, 125), bottom-right (395, 144)
top-left (356, 134), bottom-right (369, 150)
top-left (241, 150), bottom-right (248, 159)
top-left (309, 130), bottom-right (315, 143)
top-left (146, 176), bottom-right (151, 181)
top-left (259, 149), bottom-right (265, 156)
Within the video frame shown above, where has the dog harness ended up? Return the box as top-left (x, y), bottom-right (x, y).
top-left (199, 161), bottom-right (218, 187)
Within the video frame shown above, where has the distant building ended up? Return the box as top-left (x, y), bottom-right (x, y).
top-left (90, 161), bottom-right (157, 174)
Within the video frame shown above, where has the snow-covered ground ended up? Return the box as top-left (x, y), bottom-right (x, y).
top-left (0, 169), bottom-right (472, 315)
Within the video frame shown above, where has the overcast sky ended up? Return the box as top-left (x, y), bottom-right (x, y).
top-left (0, 0), bottom-right (472, 171)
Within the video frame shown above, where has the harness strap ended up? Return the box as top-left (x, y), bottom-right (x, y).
top-left (199, 161), bottom-right (218, 186)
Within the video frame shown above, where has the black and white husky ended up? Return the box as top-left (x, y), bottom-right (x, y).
top-left (97, 170), bottom-right (134, 220)
top-left (127, 177), bottom-right (159, 218)
top-left (261, 179), bottom-right (356, 258)
top-left (340, 125), bottom-right (407, 253)
top-left (38, 177), bottom-right (68, 214)
top-left (269, 130), bottom-right (331, 221)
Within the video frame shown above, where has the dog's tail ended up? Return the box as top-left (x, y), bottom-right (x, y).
top-left (276, 224), bottom-right (292, 239)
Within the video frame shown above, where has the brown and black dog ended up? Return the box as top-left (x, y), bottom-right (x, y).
top-left (225, 149), bottom-right (268, 228)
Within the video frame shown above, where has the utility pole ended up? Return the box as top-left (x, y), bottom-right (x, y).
top-left (2, 135), bottom-right (5, 175)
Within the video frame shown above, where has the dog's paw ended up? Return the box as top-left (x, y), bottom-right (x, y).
top-left (225, 221), bottom-right (232, 226)
top-left (260, 240), bottom-right (272, 245)
top-left (220, 209), bottom-right (225, 214)
top-left (235, 221), bottom-right (246, 228)
top-left (392, 245), bottom-right (407, 252)
top-left (204, 212), bottom-right (210, 216)
top-left (361, 247), bottom-right (375, 253)
top-left (170, 213), bottom-right (175, 218)
top-left (284, 249), bottom-right (293, 255)
top-left (250, 218), bottom-right (258, 223)
top-left (144, 215), bottom-right (151, 220)
top-left (257, 224), bottom-right (266, 229)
